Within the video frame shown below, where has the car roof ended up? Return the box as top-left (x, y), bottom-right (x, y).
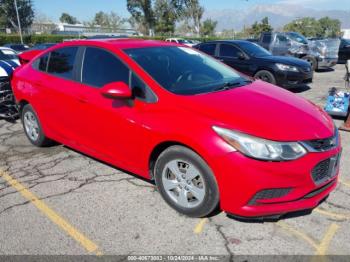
top-left (0, 46), bottom-right (16, 51)
top-left (199, 40), bottom-right (254, 45)
top-left (53, 38), bottom-right (180, 50)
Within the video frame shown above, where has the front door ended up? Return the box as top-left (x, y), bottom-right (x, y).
top-left (217, 43), bottom-right (250, 75)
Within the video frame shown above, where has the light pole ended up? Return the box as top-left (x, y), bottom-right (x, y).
top-left (14, 0), bottom-right (23, 44)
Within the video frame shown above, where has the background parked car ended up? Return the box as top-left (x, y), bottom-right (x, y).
top-left (0, 47), bottom-right (19, 120)
top-left (338, 38), bottom-right (350, 63)
top-left (194, 40), bottom-right (313, 88)
top-left (3, 44), bottom-right (30, 54)
top-left (165, 38), bottom-right (196, 47)
top-left (0, 47), bottom-right (19, 66)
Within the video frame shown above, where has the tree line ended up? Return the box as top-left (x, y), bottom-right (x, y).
top-left (0, 0), bottom-right (343, 39)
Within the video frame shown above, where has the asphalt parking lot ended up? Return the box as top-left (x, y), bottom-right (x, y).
top-left (0, 64), bottom-right (349, 257)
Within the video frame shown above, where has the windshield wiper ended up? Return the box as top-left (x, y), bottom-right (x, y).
top-left (213, 80), bottom-right (252, 92)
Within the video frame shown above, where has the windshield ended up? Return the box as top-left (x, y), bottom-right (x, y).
top-left (238, 42), bottom-right (271, 57)
top-left (0, 49), bottom-right (18, 60)
top-left (287, 32), bottom-right (308, 45)
top-left (125, 46), bottom-right (248, 95)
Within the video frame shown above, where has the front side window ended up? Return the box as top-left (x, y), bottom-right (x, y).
top-left (131, 73), bottom-right (156, 102)
top-left (125, 46), bottom-right (248, 95)
top-left (219, 44), bottom-right (240, 58)
top-left (287, 32), bottom-right (308, 45)
top-left (47, 47), bottom-right (78, 79)
top-left (82, 47), bottom-right (129, 88)
top-left (198, 44), bottom-right (216, 56)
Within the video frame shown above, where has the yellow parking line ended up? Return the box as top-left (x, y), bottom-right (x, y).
top-left (0, 171), bottom-right (103, 255)
top-left (315, 223), bottom-right (339, 255)
top-left (278, 221), bottom-right (339, 256)
top-left (277, 221), bottom-right (318, 250)
top-left (193, 218), bottom-right (208, 234)
top-left (314, 208), bottom-right (350, 220)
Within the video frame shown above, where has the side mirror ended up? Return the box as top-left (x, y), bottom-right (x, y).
top-left (238, 52), bottom-right (246, 60)
top-left (101, 82), bottom-right (132, 99)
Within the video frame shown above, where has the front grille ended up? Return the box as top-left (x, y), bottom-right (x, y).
top-left (248, 188), bottom-right (291, 205)
top-left (302, 130), bottom-right (339, 152)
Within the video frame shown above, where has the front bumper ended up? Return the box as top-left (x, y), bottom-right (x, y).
top-left (213, 145), bottom-right (341, 218)
top-left (317, 57), bottom-right (338, 69)
top-left (275, 70), bottom-right (313, 89)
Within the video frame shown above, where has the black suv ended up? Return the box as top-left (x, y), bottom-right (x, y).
top-left (194, 40), bottom-right (313, 89)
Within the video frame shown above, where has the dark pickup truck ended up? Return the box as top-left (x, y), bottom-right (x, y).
top-left (254, 32), bottom-right (339, 71)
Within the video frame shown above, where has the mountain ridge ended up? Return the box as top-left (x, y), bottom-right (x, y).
top-left (203, 4), bottom-right (350, 31)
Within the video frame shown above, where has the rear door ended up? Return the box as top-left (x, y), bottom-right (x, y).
top-left (31, 46), bottom-right (82, 143)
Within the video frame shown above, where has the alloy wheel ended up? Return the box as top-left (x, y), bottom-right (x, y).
top-left (23, 111), bottom-right (39, 141)
top-left (161, 160), bottom-right (206, 208)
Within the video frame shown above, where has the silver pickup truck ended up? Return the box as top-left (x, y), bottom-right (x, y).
top-left (257, 32), bottom-right (340, 71)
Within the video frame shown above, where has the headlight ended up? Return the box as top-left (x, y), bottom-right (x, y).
top-left (276, 63), bottom-right (299, 72)
top-left (213, 126), bottom-right (307, 161)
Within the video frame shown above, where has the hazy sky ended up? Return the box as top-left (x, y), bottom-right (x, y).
top-left (33, 0), bottom-right (350, 22)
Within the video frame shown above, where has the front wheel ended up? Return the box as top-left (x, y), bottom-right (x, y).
top-left (302, 55), bottom-right (317, 71)
top-left (254, 70), bottom-right (276, 85)
top-left (154, 145), bottom-right (219, 217)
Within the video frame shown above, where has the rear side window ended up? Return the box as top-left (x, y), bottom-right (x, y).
top-left (219, 44), bottom-right (240, 57)
top-left (47, 47), bottom-right (78, 80)
top-left (198, 43), bottom-right (216, 56)
top-left (82, 47), bottom-right (129, 88)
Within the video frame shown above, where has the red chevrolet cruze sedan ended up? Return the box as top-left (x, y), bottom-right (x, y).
top-left (12, 39), bottom-right (341, 218)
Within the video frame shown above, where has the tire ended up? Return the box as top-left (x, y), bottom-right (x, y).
top-left (154, 145), bottom-right (219, 217)
top-left (302, 55), bottom-right (318, 71)
top-left (254, 70), bottom-right (276, 85)
top-left (21, 104), bottom-right (53, 147)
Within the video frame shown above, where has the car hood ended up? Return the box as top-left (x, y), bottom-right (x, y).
top-left (178, 80), bottom-right (334, 141)
top-left (259, 55), bottom-right (310, 68)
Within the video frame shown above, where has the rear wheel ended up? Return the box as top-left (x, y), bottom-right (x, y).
top-left (21, 104), bottom-right (53, 147)
top-left (154, 145), bottom-right (219, 217)
top-left (254, 70), bottom-right (276, 85)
